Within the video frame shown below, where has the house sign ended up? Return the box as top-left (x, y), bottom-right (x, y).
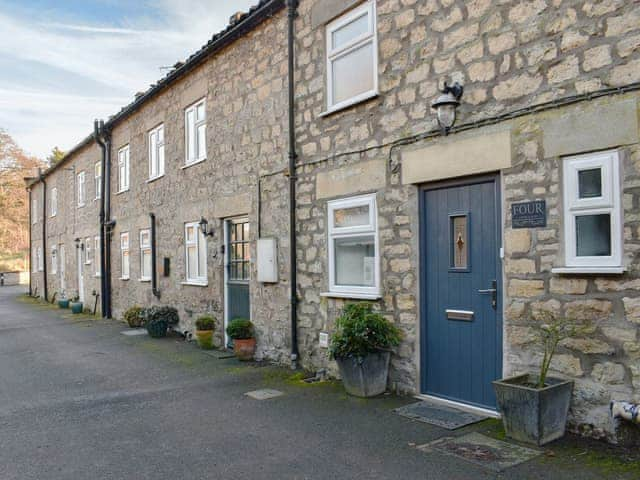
top-left (511, 200), bottom-right (546, 228)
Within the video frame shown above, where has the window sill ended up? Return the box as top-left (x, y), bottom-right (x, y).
top-left (181, 281), bottom-right (208, 287)
top-left (319, 91), bottom-right (380, 118)
top-left (181, 158), bottom-right (207, 169)
top-left (119, 277), bottom-right (130, 281)
top-left (94, 274), bottom-right (101, 278)
top-left (139, 278), bottom-right (151, 283)
top-left (115, 189), bottom-right (129, 195)
top-left (320, 291), bottom-right (382, 300)
top-left (146, 175), bottom-right (164, 184)
top-left (551, 266), bottom-right (626, 275)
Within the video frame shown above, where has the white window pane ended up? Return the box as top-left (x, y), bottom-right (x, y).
top-left (576, 214), bottom-right (612, 257)
top-left (198, 233), bottom-right (207, 278)
top-left (334, 235), bottom-right (375, 286)
top-left (331, 42), bottom-right (374, 105)
top-left (187, 246), bottom-right (197, 279)
top-left (333, 204), bottom-right (370, 228)
top-left (186, 226), bottom-right (195, 242)
top-left (578, 168), bottom-right (602, 199)
top-left (142, 251), bottom-right (151, 278)
top-left (196, 102), bottom-right (205, 121)
top-left (158, 143), bottom-right (165, 174)
top-left (186, 110), bottom-right (195, 160)
top-left (123, 251), bottom-right (130, 278)
top-left (197, 124), bottom-right (206, 159)
top-left (332, 12), bottom-right (369, 50)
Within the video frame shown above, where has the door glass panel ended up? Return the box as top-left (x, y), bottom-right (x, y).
top-left (334, 235), bottom-right (375, 286)
top-left (332, 42), bottom-right (374, 105)
top-left (451, 215), bottom-right (468, 269)
top-left (576, 214), bottom-right (611, 256)
top-left (332, 12), bottom-right (369, 50)
top-left (578, 168), bottom-right (602, 199)
top-left (228, 220), bottom-right (250, 282)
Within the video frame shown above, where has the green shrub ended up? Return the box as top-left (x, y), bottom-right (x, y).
top-left (124, 306), bottom-right (144, 328)
top-left (195, 315), bottom-right (216, 331)
top-left (226, 318), bottom-right (254, 340)
top-left (143, 306), bottom-right (180, 327)
top-left (329, 303), bottom-right (402, 360)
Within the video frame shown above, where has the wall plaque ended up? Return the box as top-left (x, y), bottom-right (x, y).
top-left (511, 200), bottom-right (546, 228)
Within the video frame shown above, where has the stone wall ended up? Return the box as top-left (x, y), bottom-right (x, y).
top-left (108, 9), bottom-right (292, 361)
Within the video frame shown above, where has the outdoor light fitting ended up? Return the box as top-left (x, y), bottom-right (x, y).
top-left (431, 81), bottom-right (464, 135)
top-left (199, 217), bottom-right (214, 237)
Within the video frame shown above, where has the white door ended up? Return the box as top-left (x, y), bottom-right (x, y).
top-left (60, 245), bottom-right (66, 292)
top-left (77, 245), bottom-right (84, 303)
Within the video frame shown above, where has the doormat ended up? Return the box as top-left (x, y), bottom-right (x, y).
top-left (394, 400), bottom-right (487, 430)
top-left (416, 432), bottom-right (541, 472)
top-left (120, 329), bottom-right (147, 336)
top-left (203, 349), bottom-right (236, 359)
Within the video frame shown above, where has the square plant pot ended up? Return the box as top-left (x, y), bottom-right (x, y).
top-left (493, 374), bottom-right (573, 446)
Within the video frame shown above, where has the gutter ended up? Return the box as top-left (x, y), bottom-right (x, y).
top-left (287, 0), bottom-right (299, 369)
top-left (39, 169), bottom-right (48, 302)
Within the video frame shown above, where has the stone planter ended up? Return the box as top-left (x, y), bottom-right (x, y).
top-left (233, 338), bottom-right (256, 361)
top-left (146, 320), bottom-right (168, 338)
top-left (58, 299), bottom-right (70, 309)
top-left (493, 374), bottom-right (573, 446)
top-left (70, 302), bottom-right (83, 314)
top-left (335, 351), bottom-right (391, 398)
top-left (195, 330), bottom-right (214, 350)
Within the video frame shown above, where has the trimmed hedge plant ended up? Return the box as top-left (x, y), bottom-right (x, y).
top-left (142, 306), bottom-right (180, 338)
top-left (226, 318), bottom-right (254, 339)
top-left (195, 315), bottom-right (216, 331)
top-left (124, 306), bottom-right (144, 328)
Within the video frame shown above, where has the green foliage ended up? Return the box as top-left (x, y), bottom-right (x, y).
top-left (124, 306), bottom-right (144, 328)
top-left (195, 315), bottom-right (216, 331)
top-left (142, 306), bottom-right (180, 327)
top-left (533, 312), bottom-right (588, 388)
top-left (329, 303), bottom-right (402, 360)
top-left (226, 318), bottom-right (253, 339)
top-left (47, 146), bottom-right (65, 166)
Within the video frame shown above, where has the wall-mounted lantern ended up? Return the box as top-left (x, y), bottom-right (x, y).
top-left (74, 238), bottom-right (84, 250)
top-left (431, 82), bottom-right (464, 135)
top-left (199, 217), bottom-right (214, 237)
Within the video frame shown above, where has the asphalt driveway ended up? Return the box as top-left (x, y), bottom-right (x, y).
top-left (0, 286), bottom-right (637, 479)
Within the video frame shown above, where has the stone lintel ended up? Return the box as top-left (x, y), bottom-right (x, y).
top-left (316, 158), bottom-right (386, 200)
top-left (311, 0), bottom-right (363, 29)
top-left (214, 192), bottom-right (251, 219)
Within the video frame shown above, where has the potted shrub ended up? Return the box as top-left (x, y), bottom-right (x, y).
top-left (143, 306), bottom-right (179, 338)
top-left (195, 315), bottom-right (216, 350)
top-left (226, 318), bottom-right (255, 361)
top-left (329, 303), bottom-right (402, 398)
top-left (124, 306), bottom-right (144, 328)
top-left (58, 292), bottom-right (69, 309)
top-left (493, 313), bottom-right (586, 446)
top-left (70, 293), bottom-right (83, 314)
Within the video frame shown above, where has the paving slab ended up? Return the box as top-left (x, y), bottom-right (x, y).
top-left (245, 388), bottom-right (284, 400)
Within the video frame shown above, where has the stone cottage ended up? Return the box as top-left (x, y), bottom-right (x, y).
top-left (29, 0), bottom-right (640, 440)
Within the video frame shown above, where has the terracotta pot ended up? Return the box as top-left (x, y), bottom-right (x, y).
top-left (233, 338), bottom-right (256, 361)
top-left (195, 330), bottom-right (214, 350)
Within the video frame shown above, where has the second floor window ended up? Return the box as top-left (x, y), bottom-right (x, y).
top-left (185, 99), bottom-right (206, 165)
top-left (140, 229), bottom-right (152, 280)
top-left (95, 162), bottom-right (102, 199)
top-left (148, 124), bottom-right (165, 180)
top-left (326, 1), bottom-right (378, 112)
top-left (118, 145), bottom-right (130, 192)
top-left (77, 171), bottom-right (86, 207)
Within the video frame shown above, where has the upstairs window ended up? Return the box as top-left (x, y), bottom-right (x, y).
top-left (185, 222), bottom-right (207, 284)
top-left (326, 1), bottom-right (378, 112)
top-left (327, 193), bottom-right (380, 297)
top-left (140, 229), bottom-right (152, 280)
top-left (50, 187), bottom-right (57, 217)
top-left (118, 145), bottom-right (130, 192)
top-left (562, 150), bottom-right (623, 270)
top-left (121, 232), bottom-right (130, 280)
top-left (95, 162), bottom-right (102, 199)
top-left (77, 171), bottom-right (86, 207)
top-left (185, 99), bottom-right (206, 166)
top-left (148, 124), bottom-right (165, 180)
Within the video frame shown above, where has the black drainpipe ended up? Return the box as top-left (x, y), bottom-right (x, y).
top-left (150, 213), bottom-right (160, 298)
top-left (39, 169), bottom-right (48, 302)
top-left (27, 187), bottom-right (32, 296)
top-left (104, 127), bottom-right (114, 318)
top-left (287, 0), bottom-right (299, 369)
top-left (94, 120), bottom-right (108, 317)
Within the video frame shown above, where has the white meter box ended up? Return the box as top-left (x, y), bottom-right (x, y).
top-left (257, 238), bottom-right (278, 283)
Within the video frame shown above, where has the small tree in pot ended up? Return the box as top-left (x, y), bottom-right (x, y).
top-left (226, 318), bottom-right (255, 361)
top-left (493, 313), bottom-right (587, 446)
top-left (329, 303), bottom-right (402, 398)
top-left (124, 306), bottom-right (144, 328)
top-left (195, 315), bottom-right (216, 350)
top-left (143, 306), bottom-right (179, 338)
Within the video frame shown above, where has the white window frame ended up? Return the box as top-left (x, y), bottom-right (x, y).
top-left (148, 124), bottom-right (165, 181)
top-left (94, 236), bottom-right (101, 277)
top-left (327, 193), bottom-right (380, 297)
top-left (117, 145), bottom-right (130, 192)
top-left (120, 232), bottom-right (130, 280)
top-left (37, 246), bottom-right (43, 272)
top-left (558, 149), bottom-right (623, 272)
top-left (139, 229), bottom-right (152, 281)
top-left (85, 237), bottom-right (92, 264)
top-left (50, 187), bottom-right (57, 217)
top-left (184, 98), bottom-right (207, 166)
top-left (325, 1), bottom-right (378, 113)
top-left (32, 247), bottom-right (37, 272)
top-left (94, 161), bottom-right (102, 200)
top-left (32, 199), bottom-right (37, 224)
top-left (184, 221), bottom-right (208, 285)
top-left (77, 171), bottom-right (86, 207)
top-left (51, 246), bottom-right (57, 275)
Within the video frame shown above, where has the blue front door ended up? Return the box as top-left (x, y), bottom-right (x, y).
top-left (420, 175), bottom-right (502, 409)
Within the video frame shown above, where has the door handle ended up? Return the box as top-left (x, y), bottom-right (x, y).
top-left (478, 280), bottom-right (497, 309)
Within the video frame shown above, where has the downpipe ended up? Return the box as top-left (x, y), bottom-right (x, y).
top-left (150, 213), bottom-right (160, 298)
top-left (39, 169), bottom-right (48, 302)
top-left (94, 120), bottom-right (109, 318)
